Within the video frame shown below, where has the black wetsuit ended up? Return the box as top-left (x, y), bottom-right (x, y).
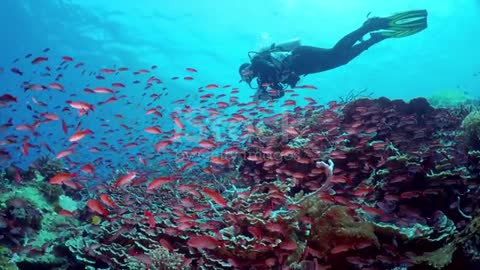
top-left (249, 18), bottom-right (388, 99)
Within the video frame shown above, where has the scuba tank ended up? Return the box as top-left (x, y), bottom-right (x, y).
top-left (258, 38), bottom-right (301, 53)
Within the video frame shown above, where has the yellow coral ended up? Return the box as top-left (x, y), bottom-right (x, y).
top-left (462, 111), bottom-right (480, 149)
top-left (296, 195), bottom-right (379, 257)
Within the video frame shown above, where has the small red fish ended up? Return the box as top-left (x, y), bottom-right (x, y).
top-left (49, 83), bottom-right (64, 91)
top-left (147, 176), bottom-right (174, 191)
top-left (31, 57), bottom-right (48, 64)
top-left (11, 67), bottom-right (23, 76)
top-left (113, 172), bottom-right (137, 188)
top-left (210, 156), bottom-right (229, 165)
top-left (55, 149), bottom-right (74, 159)
top-left (144, 126), bottom-right (162, 134)
top-left (0, 94), bottom-right (17, 103)
top-left (68, 129), bottom-right (93, 142)
top-left (67, 101), bottom-right (95, 111)
top-left (58, 209), bottom-right (75, 217)
top-left (187, 235), bottom-right (220, 249)
top-left (112, 82), bottom-right (125, 88)
top-left (49, 172), bottom-right (77, 184)
top-left (61, 119), bottom-right (68, 134)
top-left (22, 141), bottom-right (29, 156)
top-left (93, 87), bottom-right (115, 94)
top-left (144, 210), bottom-right (156, 228)
top-left (205, 84), bottom-right (219, 89)
top-left (87, 199), bottom-right (108, 216)
top-left (80, 164), bottom-right (95, 176)
top-left (202, 188), bottom-right (227, 207)
top-left (172, 116), bottom-right (185, 129)
top-left (155, 140), bottom-right (172, 152)
top-left (99, 194), bottom-right (118, 208)
top-left (62, 56), bottom-right (74, 62)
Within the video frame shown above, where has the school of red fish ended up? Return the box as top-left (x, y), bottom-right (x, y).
top-left (1, 48), bottom-right (479, 269)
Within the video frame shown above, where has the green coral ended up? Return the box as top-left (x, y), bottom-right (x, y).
top-left (462, 111), bottom-right (480, 150)
top-left (428, 89), bottom-right (472, 108)
top-left (0, 186), bottom-right (54, 213)
top-left (0, 246), bottom-right (19, 270)
top-left (0, 175), bottom-right (78, 267)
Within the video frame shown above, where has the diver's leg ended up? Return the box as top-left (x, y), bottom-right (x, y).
top-left (333, 33), bottom-right (387, 66)
top-left (333, 18), bottom-right (389, 51)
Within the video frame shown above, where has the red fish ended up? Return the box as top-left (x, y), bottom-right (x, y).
top-left (49, 172), bottom-right (77, 184)
top-left (62, 56), bottom-right (74, 62)
top-left (155, 140), bottom-right (172, 152)
top-left (199, 139), bottom-right (217, 148)
top-left (100, 68), bottom-right (115, 74)
top-left (87, 199), bottom-right (108, 216)
top-left (172, 116), bottom-right (184, 129)
top-left (202, 188), bottom-right (227, 207)
top-left (42, 113), bottom-right (59, 121)
top-left (31, 57), bottom-right (48, 64)
top-left (147, 176), bottom-right (174, 191)
top-left (68, 129), bottom-right (93, 142)
top-left (93, 87), bottom-right (115, 94)
top-left (0, 94), bottom-right (17, 103)
top-left (67, 101), bottom-right (94, 111)
top-left (112, 82), bottom-right (125, 88)
top-left (49, 83), bottom-right (64, 91)
top-left (297, 85), bottom-right (318, 89)
top-left (58, 209), bottom-right (75, 217)
top-left (144, 126), bottom-right (162, 134)
top-left (331, 244), bottom-right (353, 254)
top-left (210, 156), bottom-right (229, 165)
top-left (187, 235), bottom-right (220, 249)
top-left (11, 67), bottom-right (23, 75)
top-left (144, 210), bottom-right (156, 228)
top-left (99, 194), bottom-right (118, 208)
top-left (22, 141), bottom-right (29, 156)
top-left (80, 164), bottom-right (95, 176)
top-left (55, 149), bottom-right (74, 159)
top-left (205, 84), bottom-right (219, 89)
top-left (25, 84), bottom-right (47, 91)
top-left (61, 119), bottom-right (68, 134)
top-left (113, 172), bottom-right (137, 188)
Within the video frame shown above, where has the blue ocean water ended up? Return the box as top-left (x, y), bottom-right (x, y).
top-left (0, 0), bottom-right (479, 173)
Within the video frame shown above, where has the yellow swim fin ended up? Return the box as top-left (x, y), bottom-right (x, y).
top-left (377, 9), bottom-right (428, 38)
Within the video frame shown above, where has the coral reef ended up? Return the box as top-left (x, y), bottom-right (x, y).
top-left (0, 169), bottom-right (80, 269)
top-left (462, 111), bottom-right (480, 150)
top-left (1, 97), bottom-right (480, 269)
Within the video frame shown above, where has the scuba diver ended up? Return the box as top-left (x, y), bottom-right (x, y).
top-left (238, 9), bottom-right (428, 101)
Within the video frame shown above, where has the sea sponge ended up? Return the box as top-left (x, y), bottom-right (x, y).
top-left (58, 195), bottom-right (78, 213)
top-left (462, 111), bottom-right (480, 150)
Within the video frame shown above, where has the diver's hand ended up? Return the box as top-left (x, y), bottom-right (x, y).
top-left (253, 87), bottom-right (271, 102)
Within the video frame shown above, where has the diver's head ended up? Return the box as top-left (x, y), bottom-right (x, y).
top-left (239, 63), bottom-right (254, 84)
